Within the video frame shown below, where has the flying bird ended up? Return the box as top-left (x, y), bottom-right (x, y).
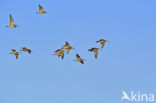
top-left (20, 47), bottom-right (32, 54)
top-left (6, 14), bottom-right (18, 28)
top-left (62, 41), bottom-right (74, 54)
top-left (88, 48), bottom-right (99, 58)
top-left (96, 39), bottom-right (107, 48)
top-left (37, 4), bottom-right (47, 14)
top-left (10, 49), bottom-right (19, 59)
top-left (54, 49), bottom-right (64, 59)
top-left (74, 54), bottom-right (84, 64)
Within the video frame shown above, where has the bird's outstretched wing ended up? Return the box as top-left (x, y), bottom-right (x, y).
top-left (15, 53), bottom-right (19, 59)
top-left (28, 49), bottom-right (31, 54)
top-left (88, 48), bottom-right (95, 52)
top-left (55, 49), bottom-right (61, 53)
top-left (10, 14), bottom-right (14, 25)
top-left (65, 41), bottom-right (69, 46)
top-left (80, 61), bottom-right (84, 64)
top-left (94, 50), bottom-right (98, 58)
top-left (76, 54), bottom-right (80, 58)
top-left (22, 47), bottom-right (26, 49)
top-left (39, 5), bottom-right (44, 12)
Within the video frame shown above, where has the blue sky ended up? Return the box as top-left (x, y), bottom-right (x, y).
top-left (0, 0), bottom-right (156, 103)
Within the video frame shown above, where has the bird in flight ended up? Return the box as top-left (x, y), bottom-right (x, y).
top-left (6, 14), bottom-right (18, 28)
top-left (10, 49), bottom-right (19, 59)
top-left (62, 41), bottom-right (74, 54)
top-left (54, 49), bottom-right (64, 59)
top-left (20, 47), bottom-right (32, 54)
top-left (88, 47), bottom-right (99, 59)
top-left (96, 39), bottom-right (108, 48)
top-left (74, 54), bottom-right (84, 64)
top-left (37, 4), bottom-right (47, 14)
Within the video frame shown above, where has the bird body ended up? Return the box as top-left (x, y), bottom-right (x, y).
top-left (37, 5), bottom-right (47, 14)
top-left (88, 47), bottom-right (99, 58)
top-left (96, 39), bottom-right (107, 48)
top-left (20, 47), bottom-right (31, 54)
top-left (74, 54), bottom-right (84, 64)
top-left (6, 14), bottom-right (18, 28)
top-left (54, 49), bottom-right (64, 59)
top-left (10, 49), bottom-right (19, 59)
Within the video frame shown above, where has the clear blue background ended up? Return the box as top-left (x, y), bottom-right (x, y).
top-left (0, 0), bottom-right (156, 103)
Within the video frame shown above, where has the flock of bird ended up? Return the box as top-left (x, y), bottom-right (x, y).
top-left (7, 4), bottom-right (108, 64)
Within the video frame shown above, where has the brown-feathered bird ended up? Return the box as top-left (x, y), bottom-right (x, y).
top-left (10, 49), bottom-right (19, 59)
top-left (96, 39), bottom-right (107, 48)
top-left (20, 47), bottom-right (31, 54)
top-left (54, 49), bottom-right (64, 59)
top-left (74, 54), bottom-right (84, 64)
top-left (62, 41), bottom-right (74, 54)
top-left (88, 48), bottom-right (99, 58)
top-left (36, 4), bottom-right (47, 14)
top-left (6, 14), bottom-right (18, 28)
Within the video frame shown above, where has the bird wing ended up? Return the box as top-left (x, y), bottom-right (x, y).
top-left (88, 48), bottom-right (95, 52)
top-left (94, 49), bottom-right (98, 58)
top-left (80, 60), bottom-right (84, 64)
top-left (39, 5), bottom-right (44, 12)
top-left (28, 49), bottom-right (31, 54)
top-left (22, 47), bottom-right (26, 49)
top-left (15, 53), bottom-right (19, 59)
top-left (100, 39), bottom-right (104, 41)
top-left (55, 49), bottom-right (61, 52)
top-left (76, 54), bottom-right (80, 58)
top-left (10, 14), bottom-right (14, 25)
top-left (65, 41), bottom-right (69, 46)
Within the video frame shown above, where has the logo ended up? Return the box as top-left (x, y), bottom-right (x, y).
top-left (121, 91), bottom-right (155, 102)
